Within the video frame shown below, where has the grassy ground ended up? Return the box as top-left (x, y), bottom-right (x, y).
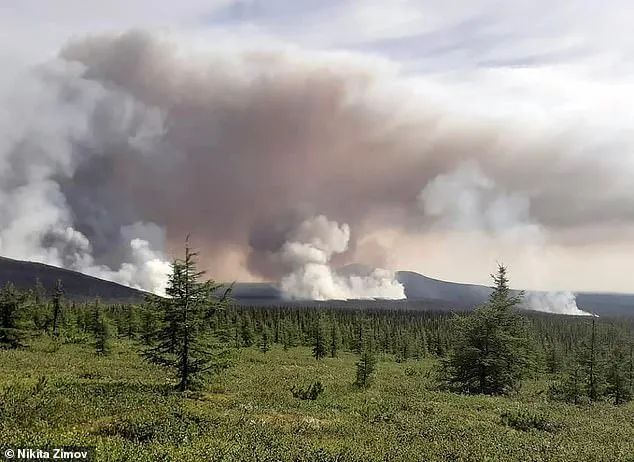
top-left (0, 339), bottom-right (632, 461)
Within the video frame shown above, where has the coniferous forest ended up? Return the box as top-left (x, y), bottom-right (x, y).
top-left (0, 250), bottom-right (633, 461)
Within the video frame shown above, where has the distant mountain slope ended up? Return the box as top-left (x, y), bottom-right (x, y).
top-left (575, 292), bottom-right (634, 317)
top-left (228, 282), bottom-right (282, 301)
top-left (396, 270), bottom-right (634, 316)
top-left (396, 271), bottom-right (491, 307)
top-left (228, 270), bottom-right (634, 316)
top-left (0, 256), bottom-right (145, 302)
top-left (1, 256), bottom-right (633, 316)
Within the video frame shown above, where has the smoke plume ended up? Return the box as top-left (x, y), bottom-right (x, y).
top-left (419, 162), bottom-right (592, 315)
top-left (277, 215), bottom-right (405, 300)
top-left (0, 30), bottom-right (632, 297)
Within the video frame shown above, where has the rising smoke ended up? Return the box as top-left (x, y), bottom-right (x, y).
top-left (278, 215), bottom-right (404, 300)
top-left (0, 30), bottom-right (631, 300)
top-left (419, 162), bottom-right (592, 315)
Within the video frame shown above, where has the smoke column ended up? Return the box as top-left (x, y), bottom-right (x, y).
top-left (0, 30), bottom-right (632, 298)
top-left (0, 59), bottom-right (170, 293)
top-left (419, 162), bottom-right (592, 315)
top-left (277, 215), bottom-right (405, 300)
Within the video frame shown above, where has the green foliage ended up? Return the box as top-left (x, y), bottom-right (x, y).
top-left (576, 316), bottom-right (605, 401)
top-left (240, 318), bottom-right (255, 347)
top-left (545, 342), bottom-right (564, 373)
top-left (442, 265), bottom-right (533, 395)
top-left (2, 265), bottom-right (634, 460)
top-left (259, 326), bottom-right (271, 353)
top-left (0, 282), bottom-right (28, 349)
top-left (329, 322), bottom-right (340, 358)
top-left (291, 381), bottom-right (324, 400)
top-left (550, 364), bottom-right (586, 405)
top-left (606, 343), bottom-right (632, 405)
top-left (2, 341), bottom-right (634, 462)
top-left (551, 316), bottom-right (613, 404)
top-left (138, 304), bottom-right (158, 347)
top-left (355, 348), bottom-right (377, 388)
top-left (312, 317), bottom-right (327, 360)
top-left (501, 408), bottom-right (561, 433)
top-left (143, 240), bottom-right (232, 391)
top-left (94, 404), bottom-right (216, 444)
top-left (93, 307), bottom-right (111, 356)
top-left (0, 376), bottom-right (52, 426)
top-left (51, 279), bottom-right (64, 337)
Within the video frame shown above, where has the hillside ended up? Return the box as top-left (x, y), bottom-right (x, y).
top-left (1, 256), bottom-right (633, 315)
top-left (0, 256), bottom-right (145, 302)
top-left (397, 271), bottom-right (634, 316)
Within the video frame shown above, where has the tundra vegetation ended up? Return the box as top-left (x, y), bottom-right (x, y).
top-left (0, 254), bottom-right (632, 461)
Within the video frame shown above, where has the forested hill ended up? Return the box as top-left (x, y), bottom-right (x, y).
top-left (1, 256), bottom-right (633, 315)
top-left (397, 271), bottom-right (634, 316)
top-left (0, 256), bottom-right (145, 302)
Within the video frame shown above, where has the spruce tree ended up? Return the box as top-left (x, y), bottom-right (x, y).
top-left (577, 316), bottom-right (605, 401)
top-left (240, 318), bottom-right (255, 347)
top-left (30, 279), bottom-right (49, 332)
top-left (122, 305), bottom-right (138, 339)
top-left (260, 326), bottom-right (271, 353)
top-left (552, 362), bottom-right (583, 404)
top-left (51, 280), bottom-right (64, 337)
top-left (139, 303), bottom-right (159, 346)
top-left (354, 321), bottom-right (364, 355)
top-left (93, 305), bottom-right (111, 355)
top-left (545, 342), bottom-right (563, 374)
top-left (312, 317), bottom-right (327, 360)
top-left (419, 331), bottom-right (428, 359)
top-left (0, 283), bottom-right (28, 349)
top-left (606, 344), bottom-right (632, 405)
top-left (443, 264), bottom-right (532, 395)
top-left (330, 322), bottom-right (340, 358)
top-left (143, 239), bottom-right (232, 391)
top-left (355, 346), bottom-right (377, 388)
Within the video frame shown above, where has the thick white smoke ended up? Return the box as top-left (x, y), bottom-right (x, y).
top-left (278, 215), bottom-right (405, 300)
top-left (0, 58), bottom-right (170, 294)
top-left (525, 291), bottom-right (592, 317)
top-left (1, 30), bottom-right (633, 298)
top-left (419, 162), bottom-right (592, 315)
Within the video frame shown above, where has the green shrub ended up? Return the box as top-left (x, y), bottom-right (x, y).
top-left (94, 406), bottom-right (216, 444)
top-left (291, 381), bottom-right (324, 400)
top-left (501, 408), bottom-right (561, 433)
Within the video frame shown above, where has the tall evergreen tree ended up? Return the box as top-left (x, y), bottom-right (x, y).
top-left (240, 318), bottom-right (255, 347)
top-left (606, 344), bottom-right (632, 405)
top-left (30, 279), bottom-right (49, 332)
top-left (577, 316), bottom-right (605, 401)
top-left (355, 345), bottom-right (377, 388)
top-left (259, 326), bottom-right (271, 353)
top-left (545, 342), bottom-right (564, 374)
top-left (143, 239), bottom-right (232, 391)
top-left (552, 362), bottom-right (583, 405)
top-left (0, 283), bottom-right (27, 349)
top-left (329, 322), bottom-right (340, 358)
top-left (354, 320), bottom-right (364, 355)
top-left (443, 264), bottom-right (532, 395)
top-left (312, 317), bottom-right (327, 360)
top-left (139, 303), bottom-right (159, 347)
top-left (51, 280), bottom-right (64, 337)
top-left (93, 305), bottom-right (111, 355)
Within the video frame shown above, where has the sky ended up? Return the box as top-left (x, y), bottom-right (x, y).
top-left (2, 1), bottom-right (634, 293)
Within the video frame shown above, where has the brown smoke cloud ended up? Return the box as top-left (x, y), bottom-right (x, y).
top-left (1, 29), bottom-right (632, 292)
